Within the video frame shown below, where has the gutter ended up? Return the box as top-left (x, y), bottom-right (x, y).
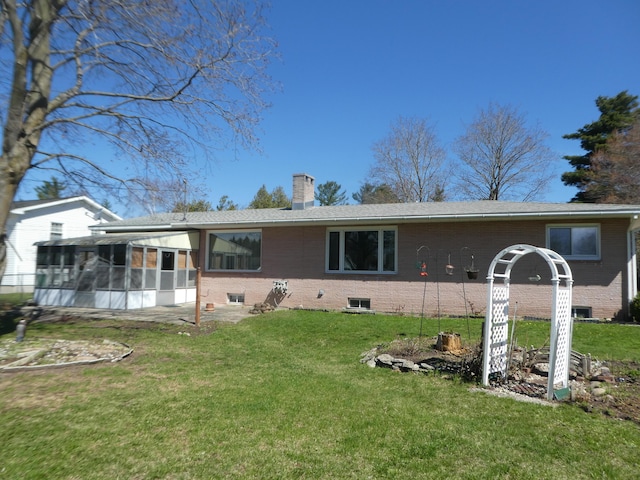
top-left (167, 212), bottom-right (640, 230)
top-left (99, 207), bottom-right (640, 232)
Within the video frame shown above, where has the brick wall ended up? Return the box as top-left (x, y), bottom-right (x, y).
top-left (199, 217), bottom-right (633, 320)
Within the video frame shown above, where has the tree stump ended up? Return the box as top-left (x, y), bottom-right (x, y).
top-left (436, 332), bottom-right (462, 352)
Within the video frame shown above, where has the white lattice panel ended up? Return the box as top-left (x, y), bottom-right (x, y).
top-left (487, 286), bottom-right (509, 377)
top-left (552, 289), bottom-right (572, 387)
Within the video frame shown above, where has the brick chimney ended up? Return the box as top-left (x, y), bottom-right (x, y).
top-left (292, 173), bottom-right (315, 210)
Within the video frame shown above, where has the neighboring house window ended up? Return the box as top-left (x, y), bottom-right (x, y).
top-left (50, 222), bottom-right (63, 240)
top-left (207, 231), bottom-right (261, 271)
top-left (547, 225), bottom-right (600, 260)
top-left (326, 227), bottom-right (397, 273)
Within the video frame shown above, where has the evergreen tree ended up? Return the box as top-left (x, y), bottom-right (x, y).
top-left (271, 186), bottom-right (291, 208)
top-left (35, 177), bottom-right (67, 200)
top-left (248, 185), bottom-right (291, 209)
top-left (561, 91), bottom-right (639, 202)
top-left (315, 181), bottom-right (347, 206)
top-left (100, 198), bottom-right (113, 212)
top-left (352, 183), bottom-right (400, 204)
top-left (216, 195), bottom-right (238, 211)
top-left (172, 199), bottom-right (213, 213)
top-left (585, 120), bottom-right (640, 204)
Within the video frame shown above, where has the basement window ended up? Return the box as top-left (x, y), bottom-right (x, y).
top-left (228, 293), bottom-right (245, 305)
top-left (348, 298), bottom-right (371, 310)
top-left (572, 306), bottom-right (592, 319)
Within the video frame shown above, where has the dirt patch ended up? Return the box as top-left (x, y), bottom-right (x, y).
top-left (375, 336), bottom-right (640, 425)
top-left (579, 360), bottom-right (640, 424)
top-left (0, 338), bottom-right (133, 371)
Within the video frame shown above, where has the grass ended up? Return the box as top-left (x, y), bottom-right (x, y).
top-left (1, 310), bottom-right (640, 479)
top-left (0, 292), bottom-right (33, 306)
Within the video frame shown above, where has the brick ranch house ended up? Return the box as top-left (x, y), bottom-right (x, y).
top-left (34, 174), bottom-right (640, 321)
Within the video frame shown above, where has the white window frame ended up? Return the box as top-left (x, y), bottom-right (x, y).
top-left (326, 226), bottom-right (397, 274)
top-left (227, 293), bottom-right (245, 304)
top-left (50, 222), bottom-right (63, 240)
top-left (546, 224), bottom-right (601, 260)
top-left (206, 229), bottom-right (262, 272)
top-left (348, 298), bottom-right (371, 309)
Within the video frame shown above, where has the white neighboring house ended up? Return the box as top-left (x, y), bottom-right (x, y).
top-left (2, 196), bottom-right (121, 294)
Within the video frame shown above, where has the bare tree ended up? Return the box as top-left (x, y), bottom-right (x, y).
top-left (452, 103), bottom-right (554, 201)
top-left (586, 120), bottom-right (640, 204)
top-left (0, 0), bottom-right (277, 278)
top-left (370, 116), bottom-right (449, 203)
top-left (140, 176), bottom-right (212, 215)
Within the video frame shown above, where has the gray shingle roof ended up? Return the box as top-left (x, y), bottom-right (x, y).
top-left (99, 201), bottom-right (640, 232)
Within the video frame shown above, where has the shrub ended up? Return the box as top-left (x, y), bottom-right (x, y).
top-left (629, 293), bottom-right (640, 322)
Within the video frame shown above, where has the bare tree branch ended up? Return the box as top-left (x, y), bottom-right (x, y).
top-left (452, 103), bottom-right (555, 201)
top-left (0, 0), bottom-right (277, 279)
top-left (587, 120), bottom-right (640, 204)
top-left (370, 116), bottom-right (449, 202)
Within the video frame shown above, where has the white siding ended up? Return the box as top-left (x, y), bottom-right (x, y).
top-left (2, 199), bottom-right (116, 292)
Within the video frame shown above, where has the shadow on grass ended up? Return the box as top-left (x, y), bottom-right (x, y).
top-left (0, 308), bottom-right (22, 336)
top-left (0, 294), bottom-right (34, 336)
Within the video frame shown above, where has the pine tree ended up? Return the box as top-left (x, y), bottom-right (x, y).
top-left (561, 91), bottom-right (639, 202)
top-left (35, 177), bottom-right (67, 200)
top-left (315, 181), bottom-right (347, 206)
top-left (248, 185), bottom-right (291, 209)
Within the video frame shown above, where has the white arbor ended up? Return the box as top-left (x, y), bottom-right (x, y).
top-left (482, 245), bottom-right (573, 401)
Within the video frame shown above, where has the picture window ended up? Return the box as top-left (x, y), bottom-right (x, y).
top-left (326, 227), bottom-right (397, 273)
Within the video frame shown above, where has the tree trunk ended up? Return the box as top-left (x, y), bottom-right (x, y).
top-left (0, 0), bottom-right (58, 282)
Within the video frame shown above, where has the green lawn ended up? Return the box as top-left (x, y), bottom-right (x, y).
top-left (1, 311), bottom-right (639, 479)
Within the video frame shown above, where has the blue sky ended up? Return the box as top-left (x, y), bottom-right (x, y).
top-left (18, 0), bottom-right (640, 214)
top-left (206, 0), bottom-right (639, 209)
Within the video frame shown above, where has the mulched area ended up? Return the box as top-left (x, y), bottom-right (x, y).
top-left (377, 337), bottom-right (640, 425)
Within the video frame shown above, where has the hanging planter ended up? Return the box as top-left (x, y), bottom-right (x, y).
top-left (418, 262), bottom-right (428, 277)
top-left (464, 254), bottom-right (479, 280)
top-left (445, 253), bottom-right (455, 275)
top-left (466, 269), bottom-right (479, 280)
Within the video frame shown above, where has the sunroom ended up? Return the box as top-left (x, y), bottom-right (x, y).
top-left (34, 232), bottom-right (199, 309)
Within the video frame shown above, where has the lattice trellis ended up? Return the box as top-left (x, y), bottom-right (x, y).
top-left (482, 245), bottom-right (573, 401)
top-left (486, 286), bottom-right (509, 378)
top-left (551, 289), bottom-right (572, 388)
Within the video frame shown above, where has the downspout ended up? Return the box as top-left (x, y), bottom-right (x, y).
top-left (125, 243), bottom-right (131, 310)
top-left (627, 222), bottom-right (639, 316)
